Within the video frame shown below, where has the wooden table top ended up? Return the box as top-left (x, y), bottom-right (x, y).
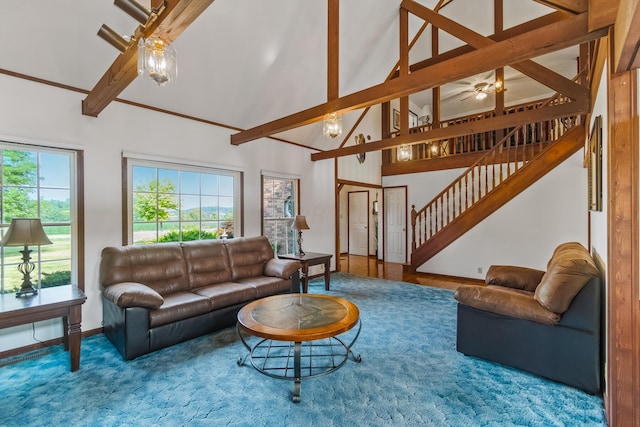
top-left (278, 252), bottom-right (332, 262)
top-left (0, 285), bottom-right (86, 315)
top-left (237, 294), bottom-right (359, 342)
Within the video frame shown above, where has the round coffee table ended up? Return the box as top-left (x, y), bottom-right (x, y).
top-left (236, 294), bottom-right (362, 402)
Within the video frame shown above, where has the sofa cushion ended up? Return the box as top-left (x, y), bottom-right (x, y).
top-left (102, 282), bottom-right (164, 309)
top-left (454, 285), bottom-right (560, 325)
top-left (192, 282), bottom-right (257, 310)
top-left (535, 243), bottom-right (600, 314)
top-left (100, 243), bottom-right (189, 296)
top-left (224, 236), bottom-right (275, 280)
top-left (485, 265), bottom-right (545, 292)
top-left (182, 240), bottom-right (232, 289)
top-left (148, 292), bottom-right (213, 328)
top-left (236, 276), bottom-right (293, 298)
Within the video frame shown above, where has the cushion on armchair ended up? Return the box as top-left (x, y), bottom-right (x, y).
top-left (534, 246), bottom-right (601, 314)
top-left (485, 265), bottom-right (545, 292)
top-left (454, 285), bottom-right (560, 325)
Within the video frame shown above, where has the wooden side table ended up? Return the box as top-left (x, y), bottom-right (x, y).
top-left (279, 252), bottom-right (332, 293)
top-left (0, 285), bottom-right (87, 371)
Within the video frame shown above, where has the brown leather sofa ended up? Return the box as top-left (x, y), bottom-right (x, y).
top-left (453, 242), bottom-right (602, 394)
top-left (100, 236), bottom-right (301, 360)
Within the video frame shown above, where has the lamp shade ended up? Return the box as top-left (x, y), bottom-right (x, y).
top-left (291, 215), bottom-right (310, 231)
top-left (0, 218), bottom-right (52, 246)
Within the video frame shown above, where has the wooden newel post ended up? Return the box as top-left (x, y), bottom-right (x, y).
top-left (410, 204), bottom-right (417, 253)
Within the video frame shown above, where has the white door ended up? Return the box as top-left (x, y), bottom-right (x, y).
top-left (348, 191), bottom-right (369, 256)
top-left (384, 187), bottom-right (407, 263)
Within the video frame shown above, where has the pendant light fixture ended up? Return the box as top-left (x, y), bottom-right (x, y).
top-left (323, 112), bottom-right (343, 138)
top-left (397, 144), bottom-right (412, 162)
top-left (97, 0), bottom-right (177, 86)
top-left (138, 37), bottom-right (177, 86)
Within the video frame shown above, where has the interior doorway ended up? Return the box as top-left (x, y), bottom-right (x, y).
top-left (384, 186), bottom-right (407, 263)
top-left (348, 191), bottom-right (369, 256)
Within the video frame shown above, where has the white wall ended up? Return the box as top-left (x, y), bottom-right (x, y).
top-left (383, 150), bottom-right (589, 278)
top-left (336, 105), bottom-right (382, 185)
top-left (0, 75), bottom-right (335, 352)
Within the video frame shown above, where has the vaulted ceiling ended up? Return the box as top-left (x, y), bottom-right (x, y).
top-left (0, 1), bottom-right (618, 154)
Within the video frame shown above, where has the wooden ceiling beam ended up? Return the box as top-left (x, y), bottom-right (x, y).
top-left (532, 0), bottom-right (587, 13)
top-left (405, 11), bottom-right (570, 76)
top-left (327, 0), bottom-right (339, 100)
top-left (402, 0), bottom-right (588, 102)
top-left (310, 98), bottom-right (589, 161)
top-left (614, 0), bottom-right (640, 72)
top-left (82, 0), bottom-right (214, 117)
top-left (589, 0), bottom-right (619, 31)
top-left (231, 12), bottom-right (604, 146)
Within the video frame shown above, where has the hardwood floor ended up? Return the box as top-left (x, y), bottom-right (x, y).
top-left (338, 254), bottom-right (484, 291)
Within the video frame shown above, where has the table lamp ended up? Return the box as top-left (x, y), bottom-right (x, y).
top-left (1, 218), bottom-right (52, 297)
top-left (291, 215), bottom-right (310, 256)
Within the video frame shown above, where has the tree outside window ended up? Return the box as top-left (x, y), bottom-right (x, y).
top-left (130, 163), bottom-right (239, 244)
top-left (0, 146), bottom-right (75, 294)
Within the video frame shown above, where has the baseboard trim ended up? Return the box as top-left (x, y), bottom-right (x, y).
top-left (0, 327), bottom-right (103, 360)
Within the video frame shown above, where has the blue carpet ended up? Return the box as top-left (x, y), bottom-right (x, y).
top-left (0, 273), bottom-right (605, 426)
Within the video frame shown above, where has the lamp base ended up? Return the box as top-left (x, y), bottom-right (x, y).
top-left (16, 284), bottom-right (38, 298)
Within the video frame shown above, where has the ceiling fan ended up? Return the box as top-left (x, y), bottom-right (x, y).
top-left (439, 70), bottom-right (514, 103)
top-left (460, 81), bottom-right (504, 101)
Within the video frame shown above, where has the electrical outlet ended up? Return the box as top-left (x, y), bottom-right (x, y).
top-left (477, 267), bottom-right (483, 274)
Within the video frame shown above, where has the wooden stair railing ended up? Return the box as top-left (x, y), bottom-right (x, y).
top-left (409, 112), bottom-right (583, 269)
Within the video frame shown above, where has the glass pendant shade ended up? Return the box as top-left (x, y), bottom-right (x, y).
top-left (138, 37), bottom-right (177, 86)
top-left (323, 112), bottom-right (342, 138)
top-left (397, 144), bottom-right (412, 162)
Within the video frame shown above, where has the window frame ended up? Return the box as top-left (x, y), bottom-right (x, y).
top-left (0, 141), bottom-right (82, 293)
top-left (261, 174), bottom-right (300, 256)
top-left (124, 158), bottom-right (243, 245)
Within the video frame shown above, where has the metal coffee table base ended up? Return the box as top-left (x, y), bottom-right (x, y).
top-left (237, 321), bottom-right (362, 402)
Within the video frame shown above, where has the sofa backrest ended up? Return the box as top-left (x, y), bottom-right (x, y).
top-left (181, 239), bottom-right (232, 288)
top-left (224, 236), bottom-right (274, 280)
top-left (534, 242), bottom-right (601, 314)
top-left (100, 243), bottom-right (189, 296)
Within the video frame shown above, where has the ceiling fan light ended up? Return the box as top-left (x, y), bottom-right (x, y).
top-left (397, 144), bottom-right (412, 162)
top-left (97, 24), bottom-right (130, 53)
top-left (138, 37), bottom-right (177, 86)
top-left (475, 91), bottom-right (488, 100)
top-left (114, 0), bottom-right (151, 25)
top-left (323, 112), bottom-right (342, 138)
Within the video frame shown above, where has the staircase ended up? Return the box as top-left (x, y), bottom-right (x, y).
top-left (409, 115), bottom-right (585, 270)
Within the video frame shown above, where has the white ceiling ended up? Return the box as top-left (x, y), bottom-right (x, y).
top-left (0, 0), bottom-right (578, 150)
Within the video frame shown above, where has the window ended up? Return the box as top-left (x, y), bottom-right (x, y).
top-left (0, 143), bottom-right (78, 294)
top-left (262, 175), bottom-right (298, 255)
top-left (128, 160), bottom-right (241, 244)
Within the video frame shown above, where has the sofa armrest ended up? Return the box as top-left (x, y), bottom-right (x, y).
top-left (264, 258), bottom-right (301, 279)
top-left (485, 265), bottom-right (545, 292)
top-left (454, 285), bottom-right (560, 325)
top-left (102, 282), bottom-right (164, 309)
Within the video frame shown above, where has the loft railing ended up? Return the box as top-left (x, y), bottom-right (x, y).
top-left (388, 96), bottom-right (574, 163)
top-left (409, 92), bottom-right (580, 254)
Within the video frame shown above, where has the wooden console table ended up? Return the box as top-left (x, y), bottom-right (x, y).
top-left (279, 252), bottom-right (332, 293)
top-left (0, 285), bottom-right (87, 371)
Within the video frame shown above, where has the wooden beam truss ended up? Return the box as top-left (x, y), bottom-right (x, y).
top-left (230, 11), bottom-right (606, 147)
